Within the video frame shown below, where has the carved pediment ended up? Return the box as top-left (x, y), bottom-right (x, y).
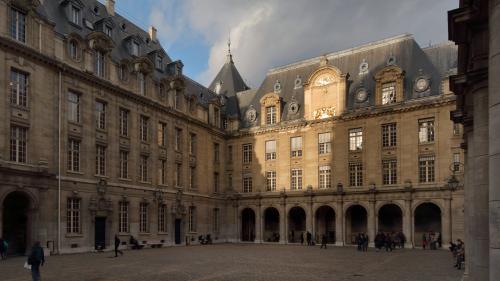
top-left (260, 93), bottom-right (280, 106)
top-left (87, 32), bottom-right (115, 52)
top-left (132, 57), bottom-right (154, 74)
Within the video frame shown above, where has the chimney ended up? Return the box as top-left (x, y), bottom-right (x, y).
top-left (106, 0), bottom-right (115, 16)
top-left (149, 26), bottom-right (157, 42)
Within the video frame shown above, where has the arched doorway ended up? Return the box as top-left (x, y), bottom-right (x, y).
top-left (378, 204), bottom-right (403, 233)
top-left (414, 202), bottom-right (442, 247)
top-left (288, 206), bottom-right (306, 243)
top-left (241, 208), bottom-right (255, 242)
top-left (263, 207), bottom-right (280, 242)
top-left (315, 206), bottom-right (336, 244)
top-left (2, 191), bottom-right (31, 255)
top-left (345, 205), bottom-right (367, 245)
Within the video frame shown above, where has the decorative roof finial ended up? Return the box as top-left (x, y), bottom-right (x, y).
top-left (227, 32), bottom-right (233, 63)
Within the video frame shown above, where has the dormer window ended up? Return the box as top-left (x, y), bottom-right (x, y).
top-left (10, 7), bottom-right (26, 43)
top-left (138, 72), bottom-right (146, 95)
top-left (104, 25), bottom-right (112, 37)
top-left (71, 5), bottom-right (80, 25)
top-left (95, 50), bottom-right (105, 78)
top-left (118, 64), bottom-right (128, 81)
top-left (266, 106), bottom-right (276, 125)
top-left (131, 41), bottom-right (140, 56)
top-left (381, 82), bottom-right (396, 105)
top-left (155, 55), bottom-right (163, 70)
top-left (69, 40), bottom-right (79, 61)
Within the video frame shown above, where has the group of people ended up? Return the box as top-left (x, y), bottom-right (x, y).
top-left (355, 233), bottom-right (369, 251)
top-left (0, 237), bottom-right (8, 259)
top-left (289, 230), bottom-right (315, 245)
top-left (449, 239), bottom-right (465, 270)
top-left (374, 231), bottom-right (406, 251)
top-left (422, 232), bottom-right (442, 250)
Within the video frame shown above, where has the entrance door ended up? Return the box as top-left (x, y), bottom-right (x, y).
top-left (2, 192), bottom-right (30, 255)
top-left (95, 217), bottom-right (106, 250)
top-left (175, 219), bottom-right (181, 244)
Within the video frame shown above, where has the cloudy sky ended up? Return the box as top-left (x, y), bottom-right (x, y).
top-left (111, 0), bottom-right (457, 88)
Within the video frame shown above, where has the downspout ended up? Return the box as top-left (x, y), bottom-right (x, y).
top-left (57, 69), bottom-right (62, 254)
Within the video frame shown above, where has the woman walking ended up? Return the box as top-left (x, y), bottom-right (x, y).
top-left (28, 241), bottom-right (45, 281)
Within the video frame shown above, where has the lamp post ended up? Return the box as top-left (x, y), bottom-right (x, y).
top-left (447, 175), bottom-right (459, 191)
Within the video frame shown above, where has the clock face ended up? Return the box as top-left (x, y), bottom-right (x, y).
top-left (416, 78), bottom-right (429, 92)
top-left (314, 74), bottom-right (334, 87)
top-left (356, 89), bottom-right (368, 102)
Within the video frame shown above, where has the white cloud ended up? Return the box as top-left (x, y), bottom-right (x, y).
top-left (150, 0), bottom-right (457, 87)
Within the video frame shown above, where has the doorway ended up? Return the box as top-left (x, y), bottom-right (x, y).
top-left (2, 192), bottom-right (30, 255)
top-left (94, 217), bottom-right (106, 250)
top-left (175, 219), bottom-right (182, 244)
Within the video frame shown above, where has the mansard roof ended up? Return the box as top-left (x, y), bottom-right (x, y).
top-left (230, 34), bottom-right (457, 128)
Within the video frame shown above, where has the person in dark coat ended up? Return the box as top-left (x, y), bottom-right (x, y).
top-left (28, 241), bottom-right (45, 281)
top-left (320, 234), bottom-right (327, 249)
top-left (306, 231), bottom-right (312, 246)
top-left (300, 232), bottom-right (304, 245)
top-left (362, 234), bottom-right (369, 252)
top-left (114, 235), bottom-right (123, 257)
top-left (384, 233), bottom-right (393, 252)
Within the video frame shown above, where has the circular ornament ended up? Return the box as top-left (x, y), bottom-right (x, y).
top-left (415, 77), bottom-right (430, 92)
top-left (356, 88), bottom-right (368, 103)
top-left (245, 108), bottom-right (257, 123)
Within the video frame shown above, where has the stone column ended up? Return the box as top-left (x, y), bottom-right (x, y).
top-left (280, 201), bottom-right (286, 244)
top-left (403, 198), bottom-right (413, 248)
top-left (308, 198), bottom-right (314, 236)
top-left (255, 205), bottom-right (262, 243)
top-left (368, 198), bottom-right (376, 247)
top-left (489, 2), bottom-right (500, 280)
top-left (335, 201), bottom-right (344, 246)
top-left (233, 201), bottom-right (239, 243)
top-left (442, 196), bottom-right (453, 248)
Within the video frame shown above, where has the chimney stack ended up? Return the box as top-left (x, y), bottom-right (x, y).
top-left (149, 26), bottom-right (157, 42)
top-left (106, 0), bottom-right (115, 16)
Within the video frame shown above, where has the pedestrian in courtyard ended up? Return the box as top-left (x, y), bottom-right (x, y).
top-left (114, 235), bottom-right (123, 257)
top-left (28, 241), bottom-right (45, 281)
top-left (362, 234), bottom-right (369, 252)
top-left (374, 232), bottom-right (384, 251)
top-left (384, 233), bottom-right (393, 252)
top-left (437, 232), bottom-right (442, 248)
top-left (399, 232), bottom-right (406, 248)
top-left (320, 234), bottom-right (327, 249)
top-left (300, 232), bottom-right (304, 245)
top-left (422, 233), bottom-right (428, 250)
top-left (2, 238), bottom-right (8, 259)
top-left (0, 237), bottom-right (5, 259)
top-left (306, 231), bottom-right (312, 246)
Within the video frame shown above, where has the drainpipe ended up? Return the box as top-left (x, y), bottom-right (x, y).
top-left (57, 69), bottom-right (62, 254)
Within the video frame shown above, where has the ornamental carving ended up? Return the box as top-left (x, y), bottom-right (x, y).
top-left (314, 107), bottom-right (336, 119)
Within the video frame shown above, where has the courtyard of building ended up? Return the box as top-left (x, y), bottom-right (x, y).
top-left (0, 244), bottom-right (462, 281)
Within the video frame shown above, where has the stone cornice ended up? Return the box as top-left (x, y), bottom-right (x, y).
top-left (0, 35), bottom-right (226, 139)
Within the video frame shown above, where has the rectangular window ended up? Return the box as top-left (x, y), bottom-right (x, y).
top-left (10, 8), bottom-right (26, 43)
top-left (190, 166), bottom-right (196, 189)
top-left (227, 173), bottom-right (233, 190)
top-left (175, 128), bottom-right (182, 151)
top-left (319, 165), bottom-right (332, 189)
top-left (95, 51), bottom-right (105, 78)
top-left (156, 55), bottom-right (163, 70)
top-left (243, 144), bottom-right (252, 164)
top-left (68, 139), bottom-right (80, 172)
top-left (140, 115), bottom-right (149, 142)
top-left (138, 72), bottom-right (145, 95)
top-left (104, 25), bottom-right (112, 37)
top-left (213, 208), bottom-right (220, 233)
top-left (95, 101), bottom-right (106, 130)
top-left (140, 155), bottom-right (149, 182)
top-left (349, 128), bottom-right (363, 151)
top-left (158, 122), bottom-right (167, 146)
top-left (453, 153), bottom-right (460, 172)
top-left (265, 140), bottom-right (276, 160)
top-left (453, 123), bottom-right (460, 136)
top-left (189, 133), bottom-right (196, 155)
top-left (266, 171), bottom-right (276, 191)
top-left (139, 203), bottom-right (149, 233)
top-left (95, 145), bottom-right (106, 176)
top-left (228, 145), bottom-right (233, 163)
top-left (382, 82), bottom-right (396, 105)
top-left (382, 159), bottom-right (397, 185)
top-left (66, 198), bottom-right (80, 234)
top-left (68, 91), bottom-right (80, 123)
top-left (266, 106), bottom-right (276, 125)
top-left (119, 150), bottom-right (129, 179)
top-left (189, 206), bottom-right (196, 232)
top-left (10, 126), bottom-right (28, 163)
top-left (318, 133), bottom-right (331, 154)
top-left (71, 5), bottom-right (80, 25)
top-left (419, 118), bottom-right (435, 143)
top-left (419, 155), bottom-right (435, 183)
top-left (118, 201), bottom-right (129, 233)
top-left (158, 159), bottom-right (167, 185)
top-left (291, 169), bottom-right (303, 190)
top-left (213, 172), bottom-right (219, 193)
top-left (132, 41), bottom-right (139, 56)
top-left (214, 143), bottom-right (220, 163)
top-left (10, 69), bottom-right (28, 107)
top-left (176, 163), bottom-right (182, 187)
top-left (119, 108), bottom-right (129, 137)
top-left (158, 204), bottom-right (167, 233)
top-left (382, 123), bottom-right (397, 147)
top-left (214, 107), bottom-right (220, 128)
top-left (243, 176), bottom-right (253, 193)
top-left (174, 91), bottom-right (181, 109)
top-left (349, 162), bottom-right (363, 187)
top-left (291, 136), bottom-right (303, 157)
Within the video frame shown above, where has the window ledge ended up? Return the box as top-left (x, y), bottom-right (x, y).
top-left (118, 178), bottom-right (132, 182)
top-left (157, 232), bottom-right (168, 235)
top-left (65, 233), bottom-right (84, 238)
top-left (68, 121), bottom-right (83, 127)
top-left (67, 170), bottom-right (84, 175)
top-left (10, 104), bottom-right (29, 111)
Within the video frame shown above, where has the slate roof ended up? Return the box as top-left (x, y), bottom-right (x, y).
top-left (229, 34), bottom-right (458, 128)
top-left (36, 0), bottom-right (219, 107)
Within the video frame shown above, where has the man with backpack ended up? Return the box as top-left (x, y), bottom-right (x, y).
top-left (28, 241), bottom-right (45, 281)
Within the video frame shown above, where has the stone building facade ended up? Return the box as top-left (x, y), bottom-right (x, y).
top-left (0, 0), bottom-right (464, 255)
top-left (449, 0), bottom-right (500, 280)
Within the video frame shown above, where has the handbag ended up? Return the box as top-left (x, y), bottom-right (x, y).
top-left (23, 261), bottom-right (31, 270)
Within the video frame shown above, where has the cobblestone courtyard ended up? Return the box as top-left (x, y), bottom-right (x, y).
top-left (0, 244), bottom-right (463, 281)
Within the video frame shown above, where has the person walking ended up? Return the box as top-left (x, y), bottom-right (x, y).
top-left (114, 235), bottom-right (123, 257)
top-left (422, 233), bottom-right (428, 250)
top-left (362, 234), bottom-right (369, 252)
top-left (300, 232), bottom-right (304, 245)
top-left (28, 241), bottom-right (45, 281)
top-left (320, 234), bottom-right (327, 249)
top-left (2, 238), bottom-right (8, 259)
top-left (306, 231), bottom-right (312, 246)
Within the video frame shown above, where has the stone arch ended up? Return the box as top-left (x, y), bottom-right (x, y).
top-left (263, 207), bottom-right (280, 242)
top-left (315, 205), bottom-right (336, 244)
top-left (414, 202), bottom-right (442, 248)
top-left (241, 208), bottom-right (256, 242)
top-left (377, 203), bottom-right (403, 233)
top-left (288, 206), bottom-right (306, 243)
top-left (306, 66), bottom-right (343, 86)
top-left (1, 190), bottom-right (37, 255)
top-left (344, 204), bottom-right (368, 245)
